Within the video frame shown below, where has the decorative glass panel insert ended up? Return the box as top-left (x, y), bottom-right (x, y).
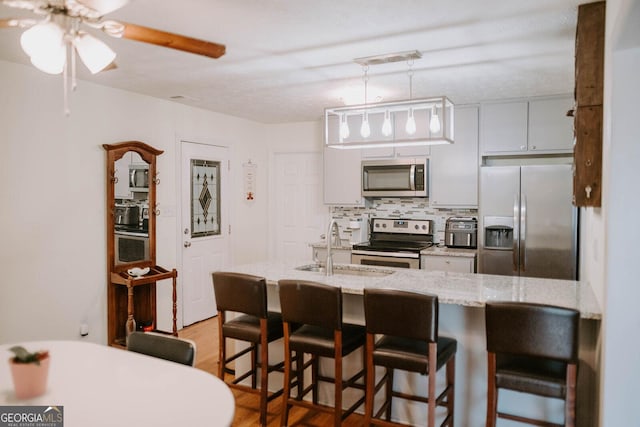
top-left (191, 159), bottom-right (221, 237)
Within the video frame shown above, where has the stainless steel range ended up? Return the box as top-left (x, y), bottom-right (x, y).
top-left (351, 218), bottom-right (434, 269)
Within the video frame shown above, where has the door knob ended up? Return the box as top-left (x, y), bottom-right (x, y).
top-left (184, 241), bottom-right (191, 248)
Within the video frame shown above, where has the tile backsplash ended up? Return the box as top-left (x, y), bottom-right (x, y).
top-left (330, 198), bottom-right (477, 245)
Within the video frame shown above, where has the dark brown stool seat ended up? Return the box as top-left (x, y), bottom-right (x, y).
top-left (485, 301), bottom-right (580, 427)
top-left (364, 288), bottom-right (456, 427)
top-left (278, 279), bottom-right (366, 427)
top-left (212, 271), bottom-right (285, 427)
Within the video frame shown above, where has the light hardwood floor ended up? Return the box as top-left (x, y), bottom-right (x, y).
top-left (179, 316), bottom-right (366, 426)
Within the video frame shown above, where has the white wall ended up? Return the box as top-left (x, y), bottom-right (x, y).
top-left (0, 60), bottom-right (270, 344)
top-left (598, 0), bottom-right (640, 424)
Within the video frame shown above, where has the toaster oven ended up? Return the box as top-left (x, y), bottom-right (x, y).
top-left (444, 217), bottom-right (478, 248)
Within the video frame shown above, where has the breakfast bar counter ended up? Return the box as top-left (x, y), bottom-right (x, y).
top-left (229, 260), bottom-right (601, 319)
top-left (227, 261), bottom-right (601, 426)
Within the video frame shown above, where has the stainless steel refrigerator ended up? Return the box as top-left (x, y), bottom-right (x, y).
top-left (478, 164), bottom-right (578, 280)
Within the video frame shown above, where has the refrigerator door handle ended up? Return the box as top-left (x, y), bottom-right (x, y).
top-left (520, 194), bottom-right (527, 272)
top-left (513, 193), bottom-right (520, 272)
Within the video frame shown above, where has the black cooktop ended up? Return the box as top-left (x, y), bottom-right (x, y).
top-left (352, 240), bottom-right (434, 253)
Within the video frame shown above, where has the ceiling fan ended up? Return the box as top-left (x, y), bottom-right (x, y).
top-left (0, 0), bottom-right (225, 112)
top-left (0, 0), bottom-right (226, 72)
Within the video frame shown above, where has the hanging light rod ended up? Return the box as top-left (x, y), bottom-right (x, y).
top-left (354, 50), bottom-right (422, 66)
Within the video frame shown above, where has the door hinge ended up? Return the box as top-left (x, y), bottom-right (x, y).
top-left (228, 224), bottom-right (231, 235)
top-left (228, 159), bottom-right (230, 171)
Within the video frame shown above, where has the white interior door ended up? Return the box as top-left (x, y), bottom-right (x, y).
top-left (272, 152), bottom-right (325, 263)
top-left (180, 141), bottom-right (229, 326)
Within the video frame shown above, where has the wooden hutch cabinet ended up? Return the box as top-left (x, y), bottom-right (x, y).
top-left (104, 141), bottom-right (178, 347)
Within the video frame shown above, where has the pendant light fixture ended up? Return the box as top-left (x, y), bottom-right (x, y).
top-left (381, 109), bottom-right (393, 137)
top-left (325, 50), bottom-right (455, 149)
top-left (430, 106), bottom-right (441, 134)
top-left (405, 60), bottom-right (417, 135)
top-left (339, 113), bottom-right (350, 140)
top-left (359, 65), bottom-right (371, 138)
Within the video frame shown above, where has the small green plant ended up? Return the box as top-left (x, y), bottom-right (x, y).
top-left (9, 346), bottom-right (49, 365)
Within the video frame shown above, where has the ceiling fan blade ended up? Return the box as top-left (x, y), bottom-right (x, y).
top-left (119, 22), bottom-right (226, 59)
top-left (0, 17), bottom-right (37, 28)
top-left (74, 0), bottom-right (130, 15)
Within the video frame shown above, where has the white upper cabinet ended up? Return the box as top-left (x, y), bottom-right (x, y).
top-left (527, 96), bottom-right (574, 152)
top-left (323, 146), bottom-right (364, 206)
top-left (480, 100), bottom-right (529, 154)
top-left (480, 95), bottom-right (573, 155)
top-left (430, 106), bottom-right (479, 208)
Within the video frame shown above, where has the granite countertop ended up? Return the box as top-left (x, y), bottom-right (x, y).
top-left (228, 261), bottom-right (601, 319)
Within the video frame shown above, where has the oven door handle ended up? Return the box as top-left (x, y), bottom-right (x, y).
top-left (351, 250), bottom-right (419, 259)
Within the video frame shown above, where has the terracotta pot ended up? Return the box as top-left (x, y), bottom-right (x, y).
top-left (9, 356), bottom-right (50, 399)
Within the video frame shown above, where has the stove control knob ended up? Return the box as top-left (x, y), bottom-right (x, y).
top-left (422, 225), bottom-right (427, 230)
top-left (382, 223), bottom-right (387, 228)
top-left (375, 223), bottom-right (380, 228)
top-left (415, 225), bottom-right (419, 230)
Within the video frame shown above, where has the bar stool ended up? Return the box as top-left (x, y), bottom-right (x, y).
top-left (278, 279), bottom-right (366, 427)
top-left (485, 301), bottom-right (580, 427)
top-left (212, 271), bottom-right (285, 427)
top-left (363, 288), bottom-right (457, 427)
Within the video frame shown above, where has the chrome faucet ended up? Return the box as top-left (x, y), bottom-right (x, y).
top-left (326, 218), bottom-right (340, 276)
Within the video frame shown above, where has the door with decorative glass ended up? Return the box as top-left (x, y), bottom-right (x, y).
top-left (180, 141), bottom-right (229, 326)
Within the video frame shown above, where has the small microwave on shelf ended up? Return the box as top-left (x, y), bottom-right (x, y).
top-left (362, 158), bottom-right (429, 197)
top-left (115, 231), bottom-right (149, 265)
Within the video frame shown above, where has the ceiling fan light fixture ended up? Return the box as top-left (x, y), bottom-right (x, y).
top-left (74, 31), bottom-right (116, 74)
top-left (20, 21), bottom-right (64, 59)
top-left (29, 45), bottom-right (66, 74)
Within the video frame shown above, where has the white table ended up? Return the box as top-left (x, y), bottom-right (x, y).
top-left (0, 341), bottom-right (235, 427)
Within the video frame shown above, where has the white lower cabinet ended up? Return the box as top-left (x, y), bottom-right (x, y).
top-left (312, 246), bottom-right (352, 264)
top-left (421, 255), bottom-right (476, 273)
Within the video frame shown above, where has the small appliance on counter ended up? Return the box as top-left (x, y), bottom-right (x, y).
top-left (444, 217), bottom-right (478, 248)
top-left (114, 203), bottom-right (140, 226)
top-left (348, 216), bottom-right (369, 245)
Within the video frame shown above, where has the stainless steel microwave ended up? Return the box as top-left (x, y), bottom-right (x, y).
top-left (362, 158), bottom-right (429, 197)
top-left (129, 164), bottom-right (149, 192)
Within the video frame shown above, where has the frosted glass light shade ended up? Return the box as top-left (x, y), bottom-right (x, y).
top-left (339, 115), bottom-right (350, 140)
top-left (360, 113), bottom-right (371, 138)
top-left (429, 109), bottom-right (441, 133)
top-left (74, 32), bottom-right (116, 74)
top-left (20, 22), bottom-right (66, 74)
top-left (381, 110), bottom-right (392, 136)
top-left (405, 108), bottom-right (417, 135)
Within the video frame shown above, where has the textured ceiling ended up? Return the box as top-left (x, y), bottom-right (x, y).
top-left (0, 0), bottom-right (582, 123)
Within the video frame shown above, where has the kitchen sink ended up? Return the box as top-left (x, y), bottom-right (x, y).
top-left (295, 264), bottom-right (395, 277)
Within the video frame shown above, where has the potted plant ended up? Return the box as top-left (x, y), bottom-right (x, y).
top-left (8, 345), bottom-right (50, 399)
